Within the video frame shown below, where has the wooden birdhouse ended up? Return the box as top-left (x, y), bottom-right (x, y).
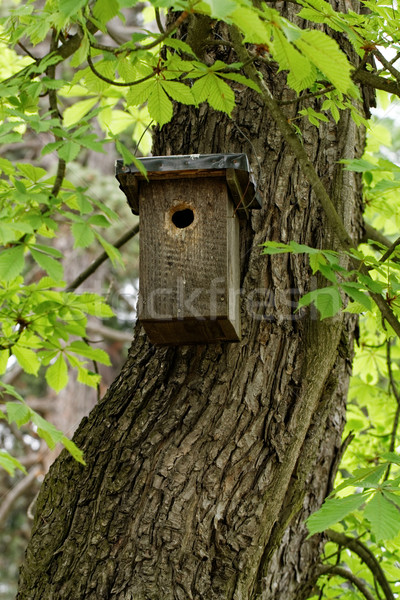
top-left (116, 153), bottom-right (261, 345)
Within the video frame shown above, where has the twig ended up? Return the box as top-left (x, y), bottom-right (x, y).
top-left (87, 53), bottom-right (156, 87)
top-left (326, 530), bottom-right (395, 600)
top-left (155, 8), bottom-right (165, 33)
top-left (0, 467), bottom-right (41, 530)
top-left (66, 224), bottom-right (139, 292)
top-left (137, 10), bottom-right (189, 51)
top-left (379, 236), bottom-right (400, 264)
top-left (17, 41), bottom-right (38, 61)
top-left (373, 48), bottom-right (400, 85)
top-left (47, 30), bottom-right (66, 200)
top-left (279, 85), bottom-right (334, 106)
top-left (318, 565), bottom-right (376, 600)
top-left (384, 340), bottom-right (400, 481)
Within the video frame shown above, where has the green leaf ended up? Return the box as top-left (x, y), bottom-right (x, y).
top-left (126, 79), bottom-right (157, 107)
top-left (13, 346), bottom-right (41, 375)
top-left (58, 140), bottom-right (80, 162)
top-left (295, 30), bottom-right (353, 94)
top-left (31, 412), bottom-right (64, 450)
top-left (0, 245), bottom-right (24, 281)
top-left (45, 354), bottom-right (69, 392)
top-left (61, 436), bottom-right (86, 464)
top-left (230, 7), bottom-right (269, 43)
top-left (63, 97), bottom-right (98, 128)
top-left (307, 493), bottom-right (367, 536)
top-left (0, 451), bottom-right (27, 476)
top-left (31, 248), bottom-right (63, 280)
top-left (59, 0), bottom-right (87, 17)
top-left (88, 215), bottom-right (110, 227)
top-left (161, 80), bottom-right (196, 105)
top-left (365, 492), bottom-right (400, 541)
top-left (341, 283), bottom-right (372, 311)
top-left (67, 340), bottom-right (111, 365)
top-left (220, 72), bottom-right (261, 93)
top-left (16, 163), bottom-right (47, 182)
top-left (298, 286), bottom-right (342, 319)
top-left (204, 0), bottom-right (237, 18)
top-left (76, 366), bottom-right (101, 388)
top-left (72, 222), bottom-right (95, 248)
top-left (95, 233), bottom-right (123, 267)
top-left (163, 38), bottom-right (196, 57)
top-left (272, 30), bottom-right (314, 93)
top-left (147, 82), bottom-right (173, 127)
top-left (6, 401), bottom-right (32, 427)
top-left (0, 349), bottom-right (9, 375)
top-left (93, 0), bottom-right (120, 23)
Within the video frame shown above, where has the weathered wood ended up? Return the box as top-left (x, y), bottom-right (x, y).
top-left (139, 177), bottom-right (240, 344)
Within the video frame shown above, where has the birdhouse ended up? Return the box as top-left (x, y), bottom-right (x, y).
top-left (116, 153), bottom-right (261, 345)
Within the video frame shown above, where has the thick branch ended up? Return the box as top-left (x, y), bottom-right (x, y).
top-left (361, 223), bottom-right (393, 249)
top-left (353, 70), bottom-right (400, 97)
top-left (326, 530), bottom-right (394, 600)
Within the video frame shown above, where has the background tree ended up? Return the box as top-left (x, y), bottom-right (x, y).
top-left (1, 0), bottom-right (400, 598)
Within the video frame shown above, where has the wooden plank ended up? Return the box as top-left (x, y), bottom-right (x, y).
top-left (138, 177), bottom-right (241, 344)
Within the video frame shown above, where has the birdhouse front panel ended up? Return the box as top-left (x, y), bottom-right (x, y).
top-left (138, 177), bottom-right (240, 344)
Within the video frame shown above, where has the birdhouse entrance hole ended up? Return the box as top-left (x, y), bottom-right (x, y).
top-left (171, 206), bottom-right (194, 229)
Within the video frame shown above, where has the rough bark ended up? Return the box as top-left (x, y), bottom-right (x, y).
top-left (17, 5), bottom-right (367, 599)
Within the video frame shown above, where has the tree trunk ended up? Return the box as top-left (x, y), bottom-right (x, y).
top-left (17, 6), bottom-right (366, 599)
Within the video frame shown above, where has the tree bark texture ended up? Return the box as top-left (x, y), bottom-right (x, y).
top-left (17, 4), bottom-right (367, 599)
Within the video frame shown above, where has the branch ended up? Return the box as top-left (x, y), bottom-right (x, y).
top-left (155, 8), bottom-right (165, 34)
top-left (279, 85), bottom-right (335, 106)
top-left (379, 236), bottom-right (400, 264)
top-left (318, 565), bottom-right (376, 600)
top-left (47, 29), bottom-right (66, 200)
top-left (353, 69), bottom-right (400, 97)
top-left (326, 530), bottom-right (395, 600)
top-left (89, 10), bottom-right (188, 56)
top-left (361, 223), bottom-right (393, 249)
top-left (66, 223), bottom-right (139, 292)
top-left (385, 340), bottom-right (400, 480)
top-left (0, 467), bottom-right (41, 530)
top-left (373, 48), bottom-right (400, 85)
top-left (87, 53), bottom-right (156, 87)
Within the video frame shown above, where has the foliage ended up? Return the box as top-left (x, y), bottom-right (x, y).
top-left (1, 0), bottom-right (400, 597)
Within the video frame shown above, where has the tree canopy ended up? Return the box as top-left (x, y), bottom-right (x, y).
top-left (2, 0), bottom-right (400, 598)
